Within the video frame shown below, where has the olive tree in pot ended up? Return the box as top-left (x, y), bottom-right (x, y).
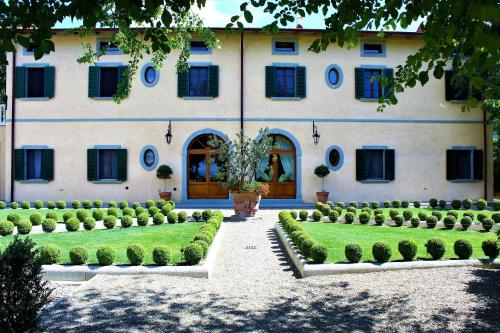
top-left (156, 164), bottom-right (173, 200)
top-left (208, 129), bottom-right (273, 217)
top-left (314, 164), bottom-right (331, 203)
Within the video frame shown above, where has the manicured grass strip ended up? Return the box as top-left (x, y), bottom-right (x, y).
top-left (0, 208), bottom-right (124, 222)
top-left (0, 223), bottom-right (202, 265)
top-left (302, 222), bottom-right (497, 263)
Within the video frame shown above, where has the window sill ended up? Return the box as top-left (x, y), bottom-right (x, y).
top-left (19, 179), bottom-right (48, 183)
top-left (103, 50), bottom-right (124, 55)
top-left (92, 180), bottom-right (123, 184)
top-left (19, 97), bottom-right (50, 101)
top-left (361, 180), bottom-right (392, 184)
top-left (190, 50), bottom-right (213, 55)
top-left (448, 100), bottom-right (467, 104)
top-left (272, 51), bottom-right (299, 55)
top-left (360, 53), bottom-right (386, 58)
top-left (271, 97), bottom-right (302, 101)
top-left (182, 96), bottom-right (214, 100)
top-left (359, 98), bottom-right (382, 102)
top-left (449, 179), bottom-right (480, 183)
top-left (92, 97), bottom-right (115, 101)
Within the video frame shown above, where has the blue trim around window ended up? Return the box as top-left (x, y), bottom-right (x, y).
top-left (325, 145), bottom-right (344, 171)
top-left (20, 146), bottom-right (49, 182)
top-left (189, 39), bottom-right (213, 54)
top-left (92, 145), bottom-right (123, 183)
top-left (20, 63), bottom-right (51, 101)
top-left (92, 63), bottom-right (124, 101)
top-left (140, 62), bottom-right (160, 88)
top-left (359, 65), bottom-right (387, 102)
top-left (255, 128), bottom-right (303, 201)
top-left (449, 146), bottom-right (478, 182)
top-left (96, 38), bottom-right (124, 55)
top-left (452, 146), bottom-right (477, 150)
top-left (139, 145), bottom-right (159, 171)
top-left (325, 64), bottom-right (343, 89)
top-left (272, 38), bottom-right (299, 55)
top-left (22, 48), bottom-right (35, 56)
top-left (360, 41), bottom-right (386, 57)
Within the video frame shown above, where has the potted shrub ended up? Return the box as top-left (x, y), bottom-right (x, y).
top-left (314, 164), bottom-right (330, 203)
top-left (156, 164), bottom-right (173, 200)
top-left (208, 129), bottom-right (273, 217)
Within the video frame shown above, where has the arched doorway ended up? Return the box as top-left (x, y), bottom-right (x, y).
top-left (256, 134), bottom-right (297, 199)
top-left (187, 134), bottom-right (228, 199)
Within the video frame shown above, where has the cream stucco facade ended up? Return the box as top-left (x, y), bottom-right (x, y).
top-left (2, 29), bottom-right (493, 206)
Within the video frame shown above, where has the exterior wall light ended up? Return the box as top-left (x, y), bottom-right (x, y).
top-left (312, 121), bottom-right (320, 145)
top-left (165, 121), bottom-right (173, 144)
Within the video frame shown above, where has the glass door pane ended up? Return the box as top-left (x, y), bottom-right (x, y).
top-left (188, 154), bottom-right (207, 182)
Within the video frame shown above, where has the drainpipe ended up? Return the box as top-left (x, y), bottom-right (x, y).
top-left (483, 107), bottom-right (488, 199)
top-left (240, 30), bottom-right (244, 134)
top-left (10, 50), bottom-right (16, 202)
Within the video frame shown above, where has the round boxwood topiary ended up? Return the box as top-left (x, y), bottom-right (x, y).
top-left (42, 219), bottom-right (56, 232)
top-left (320, 205), bottom-right (331, 216)
top-left (401, 200), bottom-right (409, 208)
top-left (45, 211), bottom-right (57, 221)
top-left (194, 240), bottom-right (209, 257)
top-left (39, 244), bottom-right (60, 265)
top-left (426, 216), bottom-right (438, 229)
top-left (21, 201), bottom-right (30, 209)
top-left (481, 239), bottom-right (499, 259)
top-left (438, 200), bottom-right (447, 209)
top-left (336, 201), bottom-right (345, 209)
top-left (361, 207), bottom-right (372, 216)
top-left (374, 214), bottom-right (385, 226)
top-left (410, 217), bottom-right (420, 228)
top-left (17, 220), bottom-right (32, 235)
top-left (135, 207), bottom-right (146, 216)
top-left (345, 243), bottom-right (363, 263)
top-left (425, 238), bottom-right (446, 260)
top-left (391, 200), bottom-right (401, 208)
top-left (108, 201), bottom-right (117, 208)
top-left (34, 200), bottom-right (44, 209)
top-left (167, 211), bottom-right (178, 224)
top-left (310, 244), bottom-right (328, 263)
top-left (137, 213), bottom-right (149, 226)
top-left (93, 200), bottom-right (103, 208)
top-left (454, 239), bottom-right (473, 259)
top-left (460, 216), bottom-right (472, 231)
top-left (56, 200), bottom-right (66, 209)
top-left (130, 202), bottom-right (140, 210)
top-left (155, 199), bottom-right (166, 209)
top-left (413, 200), bottom-right (421, 208)
top-left (348, 201), bottom-right (357, 208)
top-left (299, 210), bottom-right (308, 221)
top-left (69, 246), bottom-right (88, 265)
top-left (358, 212), bottom-right (370, 225)
top-left (370, 201), bottom-right (380, 209)
top-left (83, 200), bottom-right (92, 209)
top-left (118, 201), bottom-right (128, 210)
top-left (462, 199), bottom-right (473, 210)
top-left (178, 211), bottom-right (189, 223)
top-left (482, 218), bottom-right (494, 232)
top-left (477, 212), bottom-right (487, 223)
top-left (72, 200), bottom-right (81, 209)
top-left (192, 211), bottom-right (202, 221)
top-left (61, 212), bottom-right (74, 223)
top-left (326, 201), bottom-right (334, 209)
top-left (447, 210), bottom-right (458, 219)
top-left (184, 243), bottom-right (204, 265)
top-left (443, 216), bottom-right (456, 230)
top-left (7, 213), bottom-right (21, 226)
top-left (30, 213), bottom-right (43, 226)
top-left (418, 212), bottom-right (427, 222)
top-left (202, 209), bottom-right (213, 222)
top-left (346, 206), bottom-right (357, 214)
top-left (383, 201), bottom-right (391, 208)
top-left (145, 199), bottom-right (155, 208)
top-left (431, 211), bottom-right (442, 221)
top-left (299, 238), bottom-right (315, 258)
top-left (429, 198), bottom-right (438, 208)
top-left (374, 208), bottom-right (382, 216)
top-left (361, 201), bottom-right (369, 208)
top-left (493, 199), bottom-right (500, 211)
top-left (121, 215), bottom-right (133, 228)
top-left (46, 201), bottom-right (56, 209)
top-left (65, 217), bottom-right (80, 232)
top-left (393, 215), bottom-right (404, 227)
top-left (92, 209), bottom-right (105, 221)
top-left (121, 207), bottom-right (134, 217)
top-left (127, 244), bottom-right (145, 265)
top-left (103, 215), bottom-right (117, 229)
top-left (312, 210), bottom-right (322, 222)
top-left (463, 211), bottom-right (475, 220)
top-left (76, 209), bottom-right (88, 222)
top-left (152, 213), bottom-right (165, 225)
top-left (194, 233), bottom-right (213, 245)
top-left (10, 202), bottom-right (18, 209)
top-left (291, 230), bottom-right (306, 246)
top-left (403, 210), bottom-right (413, 221)
top-left (160, 203), bottom-right (173, 216)
top-left (96, 246), bottom-right (115, 266)
top-left (152, 246), bottom-right (171, 265)
top-left (389, 209), bottom-right (399, 220)
top-left (398, 239), bottom-right (417, 261)
top-left (0, 201), bottom-right (5, 209)
top-left (492, 212), bottom-right (500, 224)
top-left (148, 207), bottom-right (160, 216)
top-left (372, 242), bottom-right (392, 262)
top-left (0, 221), bottom-right (14, 236)
top-left (83, 217), bottom-right (96, 230)
top-left (344, 212), bottom-right (355, 224)
top-left (451, 199), bottom-right (461, 210)
top-left (476, 199), bottom-right (487, 210)
top-left (107, 207), bottom-right (119, 217)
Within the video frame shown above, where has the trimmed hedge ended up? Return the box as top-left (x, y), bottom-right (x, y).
top-left (39, 244), bottom-right (61, 265)
top-left (359, 212), bottom-right (370, 224)
top-left (312, 210), bottom-right (322, 222)
top-left (183, 243), bottom-right (203, 265)
top-left (167, 211), bottom-right (178, 224)
top-left (372, 242), bottom-right (391, 262)
top-left (17, 220), bottom-right (32, 235)
top-left (454, 239), bottom-right (473, 259)
top-left (192, 211), bottom-right (202, 221)
top-left (374, 214), bottom-right (385, 226)
top-left (83, 217), bottom-right (96, 230)
top-left (426, 216), bottom-right (438, 229)
top-left (34, 200), bottom-right (44, 209)
top-left (30, 213), bottom-right (43, 226)
top-left (344, 212), bottom-right (355, 224)
top-left (410, 217), bottom-right (420, 228)
top-left (92, 209), bottom-right (105, 221)
top-left (398, 239), bottom-right (417, 261)
top-left (443, 216), bottom-right (456, 230)
top-left (153, 213), bottom-right (165, 225)
top-left (152, 246), bottom-right (171, 265)
top-left (69, 246), bottom-right (88, 265)
top-left (127, 244), bottom-right (145, 265)
top-left (482, 218), bottom-right (494, 232)
top-left (137, 213), bottom-right (149, 226)
top-left (482, 239), bottom-right (499, 259)
top-left (121, 215), bottom-right (133, 228)
top-left (425, 238), bottom-right (446, 260)
top-left (65, 218), bottom-right (80, 232)
top-left (96, 246), bottom-right (115, 265)
top-left (42, 219), bottom-right (56, 232)
top-left (0, 221), bottom-right (14, 236)
top-left (178, 211), bottom-right (189, 223)
top-left (345, 243), bottom-right (362, 263)
top-left (103, 215), bottom-right (117, 229)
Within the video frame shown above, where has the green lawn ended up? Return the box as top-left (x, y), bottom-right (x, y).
top-left (302, 222), bottom-right (497, 263)
top-left (0, 208), bottom-right (124, 222)
top-left (0, 223), bottom-right (202, 265)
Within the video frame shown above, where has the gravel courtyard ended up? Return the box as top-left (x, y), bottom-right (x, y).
top-left (39, 212), bottom-right (500, 332)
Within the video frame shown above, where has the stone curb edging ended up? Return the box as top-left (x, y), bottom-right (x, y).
top-left (275, 222), bottom-right (500, 278)
top-left (42, 223), bottom-right (226, 281)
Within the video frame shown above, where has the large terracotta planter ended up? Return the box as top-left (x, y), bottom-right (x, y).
top-left (232, 191), bottom-right (261, 217)
top-left (159, 192), bottom-right (172, 200)
top-left (316, 191), bottom-right (329, 203)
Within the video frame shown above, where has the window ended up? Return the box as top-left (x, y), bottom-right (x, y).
top-left (14, 148), bottom-right (54, 182)
top-left (141, 63), bottom-right (160, 87)
top-left (98, 149), bottom-right (118, 180)
top-left (190, 41), bottom-right (210, 53)
top-left (87, 148), bottom-right (127, 182)
top-left (363, 69), bottom-right (382, 98)
top-left (275, 67), bottom-right (295, 97)
top-left (99, 67), bottom-right (119, 97)
top-left (15, 66), bottom-right (55, 99)
top-left (140, 145), bottom-right (159, 171)
top-left (26, 150), bottom-right (43, 179)
top-left (355, 67), bottom-right (393, 100)
top-left (265, 65), bottom-right (306, 99)
top-left (272, 39), bottom-right (298, 55)
top-left (361, 42), bottom-right (386, 57)
top-left (325, 145), bottom-right (344, 171)
top-left (97, 40), bottom-right (121, 54)
top-left (356, 148), bottom-right (395, 182)
top-left (189, 67), bottom-right (209, 97)
top-left (445, 70), bottom-right (469, 101)
top-left (325, 64), bottom-right (343, 89)
top-left (27, 68), bottom-right (45, 98)
top-left (446, 148), bottom-right (483, 181)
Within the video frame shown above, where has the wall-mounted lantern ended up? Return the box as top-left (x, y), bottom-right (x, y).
top-left (312, 121), bottom-right (320, 145)
top-left (165, 121), bottom-right (173, 144)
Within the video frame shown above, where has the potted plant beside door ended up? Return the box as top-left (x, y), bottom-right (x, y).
top-left (314, 164), bottom-right (331, 203)
top-left (208, 129), bottom-right (273, 217)
top-left (156, 164), bottom-right (173, 200)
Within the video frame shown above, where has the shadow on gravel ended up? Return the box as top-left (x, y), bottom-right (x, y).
top-left (266, 228), bottom-right (302, 279)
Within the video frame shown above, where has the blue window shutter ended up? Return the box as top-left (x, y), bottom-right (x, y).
top-left (177, 69), bottom-right (189, 97)
top-left (88, 66), bottom-right (99, 98)
top-left (41, 149), bottom-right (54, 181)
top-left (118, 66), bottom-right (129, 96)
top-left (208, 65), bottom-right (219, 97)
top-left (117, 149), bottom-right (127, 181)
top-left (295, 66), bottom-right (306, 98)
top-left (15, 67), bottom-right (26, 98)
top-left (355, 149), bottom-right (366, 181)
top-left (354, 68), bottom-right (365, 99)
top-left (383, 68), bottom-right (394, 98)
top-left (14, 149), bottom-right (25, 180)
top-left (384, 149), bottom-right (395, 180)
top-left (473, 150), bottom-right (483, 180)
top-left (43, 66), bottom-right (55, 98)
top-left (87, 149), bottom-right (98, 181)
top-left (265, 66), bottom-right (275, 98)
top-left (446, 149), bottom-right (457, 180)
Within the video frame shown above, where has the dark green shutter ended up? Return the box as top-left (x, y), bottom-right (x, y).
top-left (41, 149), bottom-right (54, 181)
top-left (44, 66), bottom-right (55, 98)
top-left (87, 149), bottom-right (98, 181)
top-left (383, 68), bottom-right (394, 98)
top-left (14, 149), bottom-right (25, 180)
top-left (15, 67), bottom-right (26, 98)
top-left (208, 65), bottom-right (219, 97)
top-left (384, 149), bottom-right (395, 181)
top-left (177, 69), bottom-right (189, 97)
top-left (88, 66), bottom-right (99, 98)
top-left (118, 66), bottom-right (129, 96)
top-left (295, 66), bottom-right (306, 98)
top-left (446, 149), bottom-right (457, 180)
top-left (355, 149), bottom-right (366, 181)
top-left (354, 68), bottom-right (365, 99)
top-left (473, 150), bottom-right (484, 180)
top-left (117, 149), bottom-right (127, 181)
top-left (265, 66), bottom-right (275, 98)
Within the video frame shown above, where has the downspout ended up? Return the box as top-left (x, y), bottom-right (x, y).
top-left (240, 30), bottom-right (244, 134)
top-left (10, 50), bottom-right (16, 202)
top-left (483, 107), bottom-right (488, 199)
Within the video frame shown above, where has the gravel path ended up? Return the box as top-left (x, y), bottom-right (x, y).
top-left (38, 213), bottom-right (500, 332)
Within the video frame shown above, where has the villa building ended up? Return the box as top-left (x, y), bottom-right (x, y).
top-left (0, 28), bottom-right (493, 206)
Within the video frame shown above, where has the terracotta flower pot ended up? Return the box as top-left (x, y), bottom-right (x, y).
top-left (232, 191), bottom-right (261, 217)
top-left (316, 191), bottom-right (329, 203)
top-left (159, 192), bottom-right (172, 200)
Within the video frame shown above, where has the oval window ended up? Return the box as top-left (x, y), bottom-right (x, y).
top-left (325, 145), bottom-right (343, 171)
top-left (143, 149), bottom-right (155, 167)
top-left (328, 68), bottom-right (339, 86)
top-left (329, 149), bottom-right (340, 167)
top-left (144, 67), bottom-right (156, 84)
